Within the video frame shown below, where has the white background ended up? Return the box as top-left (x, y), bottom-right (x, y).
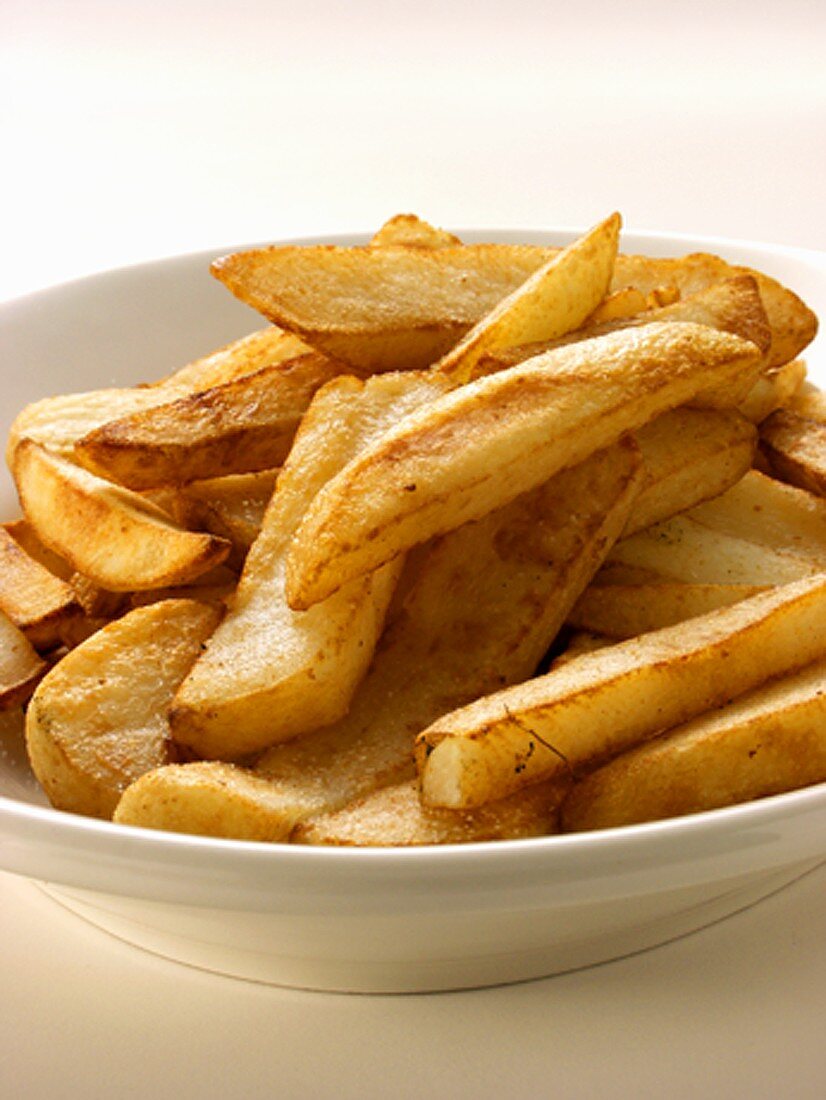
top-left (2, 2), bottom-right (825, 1096)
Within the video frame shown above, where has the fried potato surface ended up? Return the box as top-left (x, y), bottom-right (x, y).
top-left (128, 441), bottom-right (640, 840)
top-left (168, 372), bottom-right (445, 759)
top-left (568, 582), bottom-right (765, 638)
top-left (417, 574), bottom-right (826, 808)
top-left (73, 350), bottom-right (346, 490)
top-left (759, 409), bottom-right (826, 496)
top-left (437, 213), bottom-right (621, 383)
top-left (0, 525), bottom-right (83, 650)
top-left (211, 239), bottom-right (815, 373)
top-left (626, 407), bottom-right (756, 535)
top-left (14, 441), bottom-right (230, 591)
top-left (292, 778), bottom-right (564, 847)
top-left (286, 322), bottom-right (763, 609)
top-left (25, 600), bottom-right (222, 818)
top-left (560, 658), bottom-right (826, 831)
top-left (370, 214), bottom-right (461, 249)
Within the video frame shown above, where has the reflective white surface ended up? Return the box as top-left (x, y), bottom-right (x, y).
top-left (1, 0), bottom-right (825, 1092)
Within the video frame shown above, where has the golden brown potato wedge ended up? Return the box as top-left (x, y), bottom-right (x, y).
top-left (370, 213), bottom-right (461, 249)
top-left (292, 777), bottom-right (564, 847)
top-left (0, 525), bottom-right (83, 650)
top-left (416, 574), bottom-right (826, 808)
top-left (6, 327), bottom-right (316, 471)
top-left (560, 658), bottom-right (826, 831)
top-left (14, 442), bottom-right (231, 591)
top-left (568, 582), bottom-right (765, 638)
top-left (211, 239), bottom-right (815, 373)
top-left (168, 371), bottom-right (446, 760)
top-left (25, 599), bottom-right (222, 818)
top-left (626, 407), bottom-right (756, 535)
top-left (73, 350), bottom-right (346, 490)
top-left (133, 440), bottom-right (640, 839)
top-left (605, 515), bottom-right (821, 586)
top-left (436, 213), bottom-right (621, 383)
top-left (478, 275), bottom-right (771, 377)
top-left (114, 761), bottom-right (308, 841)
top-left (0, 609), bottom-right (47, 709)
top-left (172, 469), bottom-right (278, 562)
top-left (759, 409), bottom-right (826, 496)
top-left (286, 322), bottom-right (763, 609)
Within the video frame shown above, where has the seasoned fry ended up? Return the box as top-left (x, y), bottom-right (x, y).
top-left (626, 407), bottom-right (756, 535)
top-left (477, 274), bottom-right (771, 377)
top-left (25, 600), bottom-right (222, 818)
top-left (168, 372), bottom-right (445, 759)
top-left (123, 440), bottom-right (640, 838)
top-left (568, 582), bottom-right (764, 638)
top-left (739, 359), bottom-right (807, 423)
top-left (416, 575), bottom-right (826, 809)
top-left (286, 323), bottom-right (763, 609)
top-left (0, 609), bottom-right (46, 709)
top-left (73, 350), bottom-right (346, 490)
top-left (212, 239), bottom-right (815, 373)
top-left (436, 213), bottom-right (621, 383)
top-left (14, 441), bottom-right (231, 591)
top-left (560, 658), bottom-right (826, 831)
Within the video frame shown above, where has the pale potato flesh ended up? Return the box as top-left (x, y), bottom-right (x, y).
top-left (560, 658), bottom-right (826, 830)
top-left (417, 574), bottom-right (826, 809)
top-left (568, 582), bottom-right (765, 638)
top-left (286, 322), bottom-right (763, 609)
top-left (25, 600), bottom-right (222, 818)
top-left (437, 213), bottom-right (621, 383)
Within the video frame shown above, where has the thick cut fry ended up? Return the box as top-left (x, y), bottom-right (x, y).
top-left (759, 409), bottom-right (826, 496)
top-left (417, 574), bottom-right (826, 809)
top-left (131, 441), bottom-right (641, 839)
top-left (114, 762), bottom-right (309, 841)
top-left (73, 350), bottom-right (346, 490)
top-left (0, 609), bottom-right (46, 709)
top-left (436, 213), bottom-right (621, 384)
top-left (560, 659), bottom-right (826, 831)
top-left (25, 600), bottom-right (221, 818)
top-left (606, 515), bottom-right (821, 586)
top-left (286, 322), bottom-right (763, 609)
top-left (14, 442), bottom-right (230, 591)
top-left (6, 327), bottom-right (309, 470)
top-left (626, 407), bottom-right (756, 535)
top-left (0, 525), bottom-right (83, 650)
top-left (568, 582), bottom-right (764, 637)
top-left (370, 214), bottom-right (461, 249)
top-left (478, 275), bottom-right (771, 377)
top-left (169, 372), bottom-right (445, 759)
top-left (212, 240), bottom-right (815, 373)
top-left (292, 778), bottom-right (564, 847)
top-left (211, 242), bottom-right (554, 372)
top-left (687, 469), bottom-right (826, 559)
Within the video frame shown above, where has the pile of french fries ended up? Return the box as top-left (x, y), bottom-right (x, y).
top-left (3, 211), bottom-right (826, 846)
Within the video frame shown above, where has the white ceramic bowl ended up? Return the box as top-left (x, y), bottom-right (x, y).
top-left (1, 229), bottom-right (824, 994)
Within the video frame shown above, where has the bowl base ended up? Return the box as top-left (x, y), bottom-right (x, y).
top-left (38, 860), bottom-right (821, 994)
